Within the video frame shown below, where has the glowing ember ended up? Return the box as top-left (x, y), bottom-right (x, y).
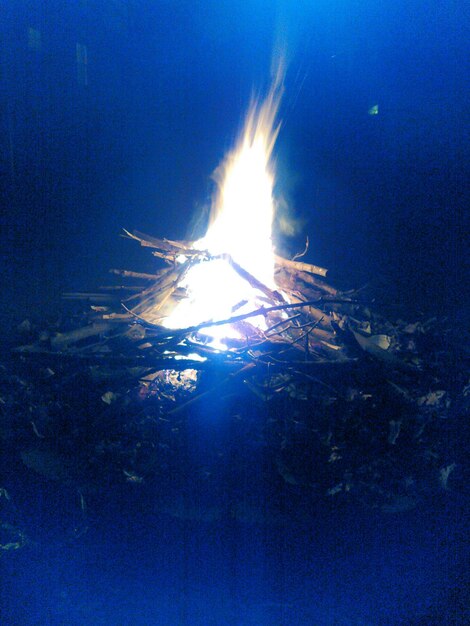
top-left (163, 71), bottom-right (284, 348)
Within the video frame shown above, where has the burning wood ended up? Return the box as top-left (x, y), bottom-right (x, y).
top-left (15, 224), bottom-right (415, 386)
top-left (5, 64), bottom-right (465, 536)
top-left (15, 66), bottom-right (422, 385)
top-left (117, 229), bottom-right (344, 363)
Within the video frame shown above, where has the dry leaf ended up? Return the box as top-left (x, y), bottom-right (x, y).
top-left (101, 391), bottom-right (118, 404)
top-left (388, 420), bottom-right (402, 445)
top-left (417, 390), bottom-right (446, 407)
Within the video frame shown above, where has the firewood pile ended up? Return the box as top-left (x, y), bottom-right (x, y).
top-left (13, 229), bottom-right (466, 440)
top-left (111, 230), bottom-right (352, 363)
top-left (1, 228), bottom-right (466, 547)
top-left (20, 229), bottom-right (426, 378)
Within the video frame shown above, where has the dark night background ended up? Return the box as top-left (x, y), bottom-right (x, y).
top-left (1, 1), bottom-right (469, 625)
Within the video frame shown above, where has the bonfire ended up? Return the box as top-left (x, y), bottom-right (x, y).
top-left (81, 70), bottom-right (384, 374)
top-left (8, 70), bottom-right (463, 527)
top-left (19, 69), bottom-right (424, 384)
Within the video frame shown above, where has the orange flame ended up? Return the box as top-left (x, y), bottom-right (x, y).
top-left (164, 69), bottom-right (284, 348)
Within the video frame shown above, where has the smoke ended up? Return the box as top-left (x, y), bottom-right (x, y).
top-left (275, 193), bottom-right (306, 238)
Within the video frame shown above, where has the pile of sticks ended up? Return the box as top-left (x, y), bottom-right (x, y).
top-left (98, 230), bottom-right (358, 366)
top-left (18, 229), bottom-right (418, 384)
top-left (8, 230), bottom-right (462, 516)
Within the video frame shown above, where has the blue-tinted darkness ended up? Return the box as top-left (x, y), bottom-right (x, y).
top-left (2, 0), bottom-right (468, 319)
top-left (1, 1), bottom-right (469, 624)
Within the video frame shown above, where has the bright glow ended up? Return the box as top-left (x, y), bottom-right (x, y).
top-left (163, 71), bottom-right (284, 348)
top-left (163, 350), bottom-right (207, 362)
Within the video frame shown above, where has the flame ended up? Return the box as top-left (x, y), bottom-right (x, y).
top-left (163, 73), bottom-right (284, 348)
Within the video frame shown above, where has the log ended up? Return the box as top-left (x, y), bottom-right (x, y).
top-left (110, 269), bottom-right (163, 281)
top-left (224, 255), bottom-right (287, 304)
top-left (274, 254), bottom-right (328, 278)
top-left (62, 292), bottom-right (118, 302)
top-left (296, 272), bottom-right (338, 296)
top-left (100, 285), bottom-right (143, 292)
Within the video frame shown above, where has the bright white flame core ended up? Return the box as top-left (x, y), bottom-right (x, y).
top-left (163, 81), bottom-right (283, 348)
top-left (200, 125), bottom-right (276, 287)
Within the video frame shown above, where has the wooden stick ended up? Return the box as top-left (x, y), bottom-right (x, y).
top-left (296, 272), bottom-right (337, 296)
top-left (123, 266), bottom-right (177, 303)
top-left (224, 255), bottom-right (287, 304)
top-left (128, 230), bottom-right (330, 281)
top-left (286, 294), bottom-right (334, 329)
top-left (128, 230), bottom-right (204, 260)
top-left (62, 292), bottom-right (118, 302)
top-left (132, 261), bottom-right (193, 317)
top-left (274, 254), bottom-right (328, 278)
top-left (110, 269), bottom-right (162, 281)
top-left (100, 285), bottom-right (142, 292)
top-left (133, 230), bottom-right (195, 251)
top-left (150, 297), bottom-right (335, 338)
top-left (13, 348), bottom-right (353, 371)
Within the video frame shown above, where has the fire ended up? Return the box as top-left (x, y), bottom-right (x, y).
top-left (163, 73), bottom-right (284, 348)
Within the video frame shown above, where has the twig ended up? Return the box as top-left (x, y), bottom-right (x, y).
top-left (265, 313), bottom-right (302, 334)
top-left (12, 348), bottom-right (242, 371)
top-left (110, 269), bottom-right (163, 281)
top-left (225, 255), bottom-right (287, 304)
top-left (150, 298), bottom-right (331, 338)
top-left (274, 254), bottom-right (328, 278)
top-left (62, 293), bottom-right (118, 302)
top-left (291, 236), bottom-right (309, 262)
